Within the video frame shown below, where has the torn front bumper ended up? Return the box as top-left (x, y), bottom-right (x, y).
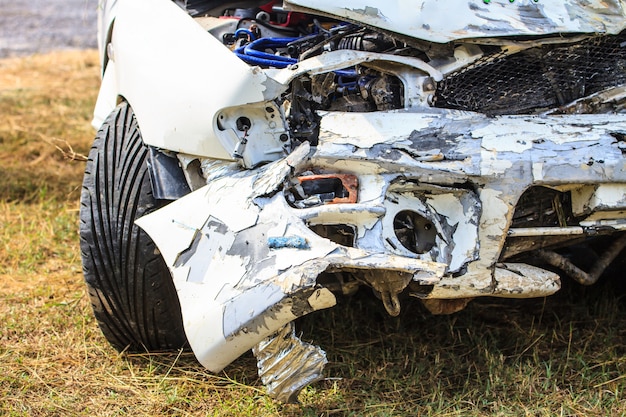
top-left (137, 108), bottom-right (626, 376)
top-left (137, 142), bottom-right (445, 373)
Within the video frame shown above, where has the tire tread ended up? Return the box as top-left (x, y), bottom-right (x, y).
top-left (79, 103), bottom-right (187, 352)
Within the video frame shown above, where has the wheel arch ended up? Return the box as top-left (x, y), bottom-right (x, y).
top-left (93, 0), bottom-right (279, 162)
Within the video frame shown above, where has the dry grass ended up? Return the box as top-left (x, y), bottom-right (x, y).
top-left (1, 50), bottom-right (626, 416)
top-left (0, 50), bottom-right (95, 203)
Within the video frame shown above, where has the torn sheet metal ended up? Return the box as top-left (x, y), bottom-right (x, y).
top-left (284, 0), bottom-right (626, 43)
top-left (137, 143), bottom-right (445, 372)
top-left (307, 110), bottom-right (626, 299)
top-left (138, 109), bottom-right (626, 375)
top-left (253, 323), bottom-right (327, 403)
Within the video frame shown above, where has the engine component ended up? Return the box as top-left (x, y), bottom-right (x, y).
top-left (337, 31), bottom-right (397, 52)
top-left (288, 77), bottom-right (321, 144)
top-left (234, 36), bottom-right (298, 68)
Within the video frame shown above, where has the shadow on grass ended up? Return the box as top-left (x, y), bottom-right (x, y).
top-left (292, 275), bottom-right (626, 415)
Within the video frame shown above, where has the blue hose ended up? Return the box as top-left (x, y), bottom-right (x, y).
top-left (234, 37), bottom-right (298, 69)
top-left (233, 36), bottom-right (359, 80)
top-left (234, 28), bottom-right (257, 41)
top-left (335, 69), bottom-right (358, 79)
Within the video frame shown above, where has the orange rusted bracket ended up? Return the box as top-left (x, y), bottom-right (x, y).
top-left (297, 174), bottom-right (358, 204)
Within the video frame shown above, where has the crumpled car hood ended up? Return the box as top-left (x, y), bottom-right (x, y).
top-left (285, 0), bottom-right (626, 43)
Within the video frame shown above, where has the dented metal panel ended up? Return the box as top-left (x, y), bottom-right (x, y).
top-left (284, 0), bottom-right (626, 43)
top-left (137, 108), bottom-right (626, 373)
top-left (305, 110), bottom-right (626, 299)
top-left (137, 143), bottom-right (446, 371)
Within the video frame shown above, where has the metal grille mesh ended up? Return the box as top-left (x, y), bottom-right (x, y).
top-left (434, 32), bottom-right (626, 115)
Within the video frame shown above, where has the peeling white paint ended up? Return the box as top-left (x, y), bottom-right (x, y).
top-left (493, 263), bottom-right (560, 298)
top-left (137, 144), bottom-right (447, 373)
top-left (585, 184), bottom-right (626, 210)
top-left (284, 0), bottom-right (626, 43)
top-left (476, 187), bottom-right (510, 249)
top-left (532, 162), bottom-right (544, 181)
top-left (427, 192), bottom-right (479, 272)
top-left (319, 112), bottom-right (436, 148)
top-left (480, 149), bottom-right (514, 176)
top-left (478, 132), bottom-right (533, 153)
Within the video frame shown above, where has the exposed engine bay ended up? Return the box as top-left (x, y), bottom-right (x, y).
top-left (88, 0), bottom-right (626, 403)
top-left (198, 1), bottom-right (626, 117)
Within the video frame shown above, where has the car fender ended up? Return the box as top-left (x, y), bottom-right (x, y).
top-left (96, 0), bottom-right (288, 162)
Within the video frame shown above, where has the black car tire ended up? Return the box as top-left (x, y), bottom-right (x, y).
top-left (79, 102), bottom-right (188, 352)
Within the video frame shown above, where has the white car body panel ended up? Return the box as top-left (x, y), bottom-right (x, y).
top-left (139, 110), bottom-right (626, 372)
top-left (284, 0), bottom-right (626, 43)
top-left (103, 0), bottom-right (287, 162)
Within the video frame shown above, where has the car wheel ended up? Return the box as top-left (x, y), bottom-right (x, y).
top-left (79, 102), bottom-right (188, 352)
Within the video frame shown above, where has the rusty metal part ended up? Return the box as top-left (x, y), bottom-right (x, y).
top-left (359, 270), bottom-right (413, 316)
top-left (297, 173), bottom-right (359, 204)
top-left (252, 323), bottom-right (327, 403)
top-left (534, 233), bottom-right (626, 286)
top-left (420, 298), bottom-right (473, 315)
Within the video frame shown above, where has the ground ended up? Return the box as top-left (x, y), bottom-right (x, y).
top-left (0, 0), bottom-right (97, 58)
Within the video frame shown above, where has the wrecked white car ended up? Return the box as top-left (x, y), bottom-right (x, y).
top-left (80, 0), bottom-right (626, 402)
